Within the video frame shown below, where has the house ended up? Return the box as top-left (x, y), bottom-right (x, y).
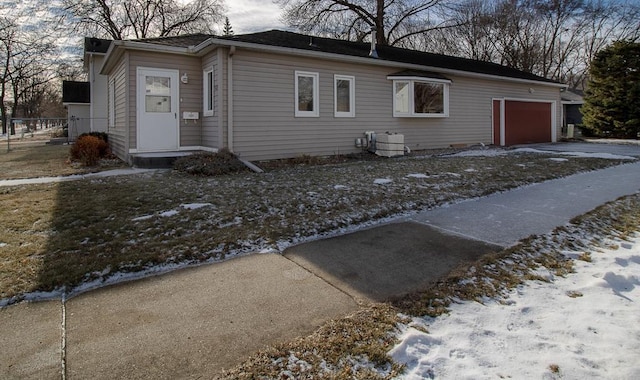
top-left (61, 80), bottom-right (91, 140)
top-left (96, 30), bottom-right (566, 165)
top-left (561, 88), bottom-right (584, 137)
top-left (84, 37), bottom-right (112, 134)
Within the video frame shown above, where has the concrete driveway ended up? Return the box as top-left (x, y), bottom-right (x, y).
top-left (524, 141), bottom-right (640, 157)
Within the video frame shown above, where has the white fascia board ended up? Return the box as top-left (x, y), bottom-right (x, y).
top-left (386, 76), bottom-right (452, 84)
top-left (197, 38), bottom-right (566, 88)
top-left (100, 40), bottom-right (193, 75)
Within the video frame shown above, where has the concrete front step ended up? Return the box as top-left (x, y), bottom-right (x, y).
top-left (131, 152), bottom-right (194, 169)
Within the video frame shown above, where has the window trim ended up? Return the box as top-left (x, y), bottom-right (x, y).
top-left (334, 74), bottom-right (355, 118)
top-left (388, 76), bottom-right (451, 118)
top-left (295, 70), bottom-right (319, 117)
top-left (108, 77), bottom-right (115, 128)
top-left (203, 67), bottom-right (214, 117)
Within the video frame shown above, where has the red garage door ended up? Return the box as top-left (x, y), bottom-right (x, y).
top-left (493, 100), bottom-right (553, 146)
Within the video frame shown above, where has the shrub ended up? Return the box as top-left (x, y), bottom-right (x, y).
top-left (173, 149), bottom-right (249, 176)
top-left (70, 135), bottom-right (110, 166)
top-left (78, 131), bottom-right (109, 143)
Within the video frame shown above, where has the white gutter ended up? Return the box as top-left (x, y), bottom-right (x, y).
top-left (227, 46), bottom-right (235, 152)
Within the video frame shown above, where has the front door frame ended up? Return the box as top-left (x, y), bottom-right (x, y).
top-left (136, 67), bottom-right (180, 152)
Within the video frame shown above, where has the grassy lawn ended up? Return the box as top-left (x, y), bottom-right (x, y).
top-left (0, 138), bottom-right (126, 180)
top-left (0, 150), bottom-right (633, 301)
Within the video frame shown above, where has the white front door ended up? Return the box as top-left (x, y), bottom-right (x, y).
top-left (137, 68), bottom-right (179, 151)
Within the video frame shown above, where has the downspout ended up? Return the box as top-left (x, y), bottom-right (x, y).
top-left (227, 46), bottom-right (235, 152)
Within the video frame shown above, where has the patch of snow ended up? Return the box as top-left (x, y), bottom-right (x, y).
top-left (131, 214), bottom-right (153, 222)
top-left (334, 185), bottom-right (349, 190)
top-left (464, 168), bottom-right (477, 172)
top-left (559, 151), bottom-right (636, 160)
top-left (449, 149), bottom-right (508, 157)
top-left (406, 174), bottom-right (429, 179)
top-left (374, 178), bottom-right (393, 185)
top-left (158, 210), bottom-right (179, 218)
top-left (180, 203), bottom-right (213, 210)
top-left (390, 235), bottom-right (640, 379)
top-left (549, 157), bottom-right (569, 162)
top-left (0, 242), bottom-right (7, 248)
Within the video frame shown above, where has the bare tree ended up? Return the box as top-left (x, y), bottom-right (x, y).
top-left (0, 1), bottom-right (58, 134)
top-left (425, 0), bottom-right (640, 88)
top-left (62, 0), bottom-right (226, 40)
top-left (276, 0), bottom-right (461, 47)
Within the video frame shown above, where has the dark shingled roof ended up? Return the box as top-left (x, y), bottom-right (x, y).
top-left (121, 30), bottom-right (559, 85)
top-left (134, 33), bottom-right (212, 48)
top-left (219, 30), bottom-right (559, 84)
top-left (84, 37), bottom-right (112, 54)
top-left (62, 81), bottom-right (90, 104)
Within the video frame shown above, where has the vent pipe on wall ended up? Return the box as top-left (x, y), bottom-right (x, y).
top-left (369, 28), bottom-right (378, 58)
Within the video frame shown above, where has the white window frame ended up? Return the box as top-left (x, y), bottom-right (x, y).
top-left (388, 76), bottom-right (451, 118)
top-left (295, 71), bottom-right (319, 117)
top-left (108, 77), bottom-right (115, 128)
top-left (334, 74), bottom-right (355, 117)
top-left (203, 67), bottom-right (214, 117)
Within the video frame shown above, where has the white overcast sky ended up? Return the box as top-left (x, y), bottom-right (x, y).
top-left (226, 0), bottom-right (286, 33)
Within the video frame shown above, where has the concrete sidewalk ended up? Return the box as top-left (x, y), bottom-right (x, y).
top-left (1, 161), bottom-right (639, 379)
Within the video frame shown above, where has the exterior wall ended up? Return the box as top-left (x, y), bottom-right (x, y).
top-left (108, 53), bottom-right (129, 161)
top-left (66, 104), bottom-right (91, 140)
top-left (126, 51), bottom-right (203, 150)
top-left (201, 49), bottom-right (221, 149)
top-left (89, 54), bottom-right (109, 133)
top-left (227, 49), bottom-right (562, 161)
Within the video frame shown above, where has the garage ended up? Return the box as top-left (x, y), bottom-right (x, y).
top-left (493, 99), bottom-right (555, 146)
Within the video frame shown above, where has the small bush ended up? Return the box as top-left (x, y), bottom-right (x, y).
top-left (78, 132), bottom-right (109, 143)
top-left (173, 149), bottom-right (249, 176)
top-left (70, 135), bottom-right (110, 166)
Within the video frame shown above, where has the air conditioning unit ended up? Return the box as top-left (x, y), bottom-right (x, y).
top-left (376, 132), bottom-right (404, 157)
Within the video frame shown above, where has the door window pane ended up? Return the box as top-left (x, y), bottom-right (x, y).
top-left (145, 76), bottom-right (171, 113)
top-left (145, 96), bottom-right (171, 113)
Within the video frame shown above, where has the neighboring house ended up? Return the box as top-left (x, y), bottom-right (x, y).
top-left (84, 37), bottom-right (112, 134)
top-left (97, 30), bottom-right (565, 164)
top-left (561, 88), bottom-right (584, 127)
top-left (62, 80), bottom-right (91, 140)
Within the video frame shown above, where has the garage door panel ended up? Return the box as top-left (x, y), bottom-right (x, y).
top-left (504, 101), bottom-right (552, 145)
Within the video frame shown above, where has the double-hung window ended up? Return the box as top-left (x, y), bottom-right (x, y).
top-left (203, 68), bottom-right (214, 117)
top-left (295, 71), bottom-right (319, 117)
top-left (334, 74), bottom-right (355, 117)
top-left (388, 75), bottom-right (451, 117)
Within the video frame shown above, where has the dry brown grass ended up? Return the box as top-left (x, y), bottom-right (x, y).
top-left (0, 152), bottom-right (633, 302)
top-left (0, 139), bottom-right (125, 180)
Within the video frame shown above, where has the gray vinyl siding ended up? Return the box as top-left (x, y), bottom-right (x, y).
top-left (108, 54), bottom-right (129, 161)
top-left (228, 50), bottom-right (562, 161)
top-left (201, 49), bottom-right (221, 148)
top-left (127, 51), bottom-right (203, 149)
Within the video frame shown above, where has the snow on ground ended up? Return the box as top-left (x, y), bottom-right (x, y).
top-left (390, 235), bottom-right (640, 379)
top-left (451, 147), bottom-right (637, 160)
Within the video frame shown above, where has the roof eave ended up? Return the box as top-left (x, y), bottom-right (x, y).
top-left (100, 40), bottom-right (194, 75)
top-left (198, 37), bottom-right (565, 88)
